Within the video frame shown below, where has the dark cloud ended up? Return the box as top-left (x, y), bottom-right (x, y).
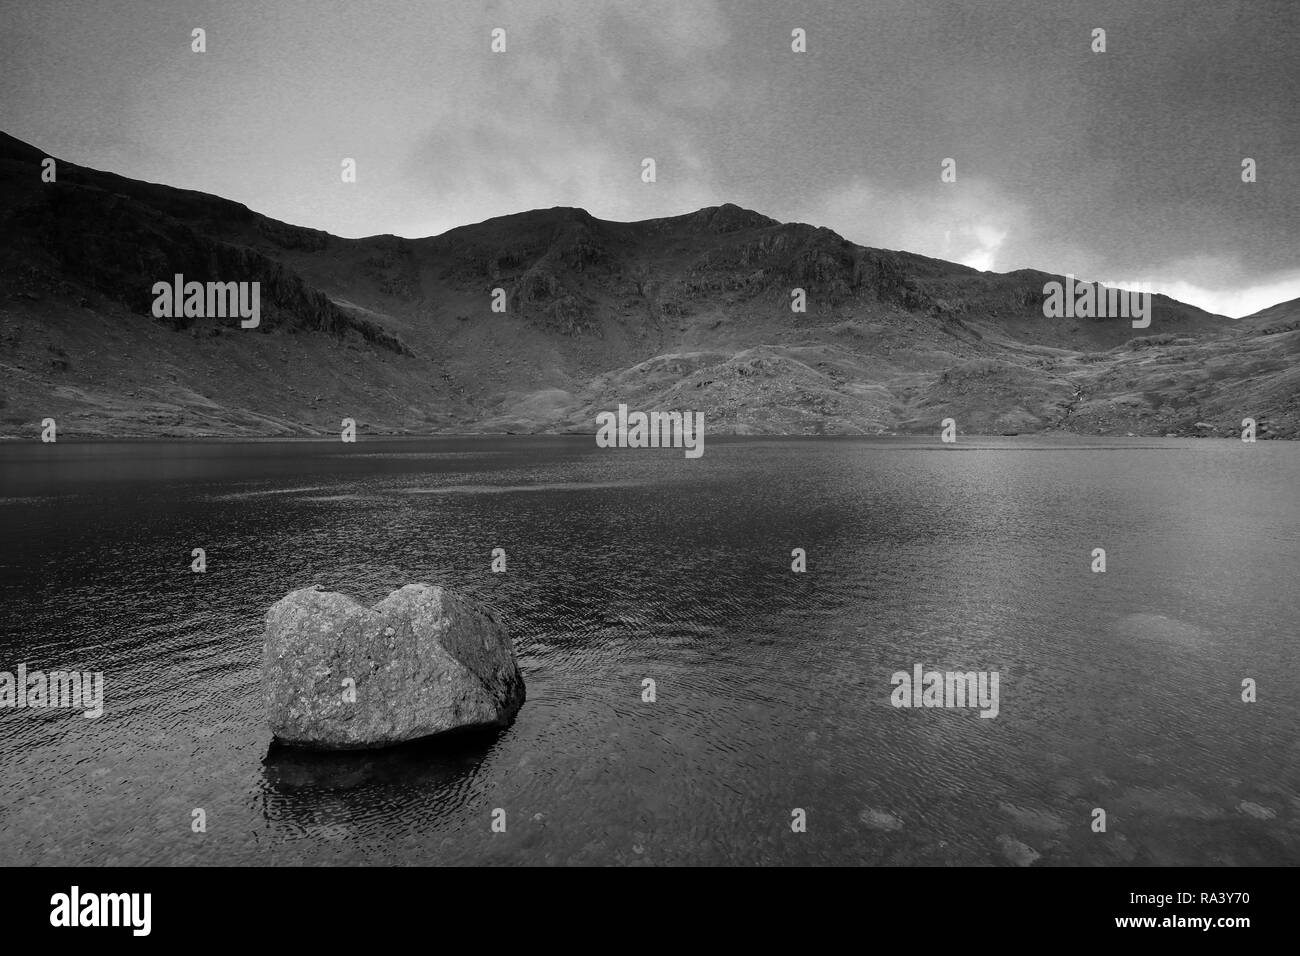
top-left (0, 0), bottom-right (1295, 314)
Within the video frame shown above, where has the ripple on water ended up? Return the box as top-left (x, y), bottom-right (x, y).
top-left (0, 437), bottom-right (1297, 864)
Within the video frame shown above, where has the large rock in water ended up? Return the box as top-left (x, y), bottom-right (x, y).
top-left (263, 583), bottom-right (525, 750)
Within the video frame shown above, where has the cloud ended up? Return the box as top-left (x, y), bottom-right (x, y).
top-left (1143, 272), bottom-right (1300, 319)
top-left (398, 114), bottom-right (718, 238)
top-left (394, 1), bottom-right (731, 236)
top-left (801, 176), bottom-right (1027, 273)
top-left (1079, 252), bottom-right (1300, 318)
top-left (3, 0), bottom-right (1292, 317)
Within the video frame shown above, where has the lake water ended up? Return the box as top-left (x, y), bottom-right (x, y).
top-left (1, 436), bottom-right (1297, 866)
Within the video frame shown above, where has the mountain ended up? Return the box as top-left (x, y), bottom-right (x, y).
top-left (1235, 297), bottom-right (1300, 336)
top-left (1, 132), bottom-right (1295, 439)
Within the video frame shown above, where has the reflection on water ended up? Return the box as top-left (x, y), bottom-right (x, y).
top-left (0, 436), bottom-right (1298, 865)
top-left (261, 729), bottom-right (506, 795)
top-left (260, 730), bottom-right (506, 845)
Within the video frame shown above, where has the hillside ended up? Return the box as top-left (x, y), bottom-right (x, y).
top-left (1, 132), bottom-right (1295, 439)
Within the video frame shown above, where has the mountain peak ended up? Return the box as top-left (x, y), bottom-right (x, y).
top-left (667, 203), bottom-right (781, 234)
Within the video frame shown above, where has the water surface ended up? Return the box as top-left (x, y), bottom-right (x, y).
top-left (1, 436), bottom-right (1297, 865)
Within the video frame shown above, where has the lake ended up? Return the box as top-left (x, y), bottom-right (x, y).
top-left (0, 436), bottom-right (1297, 865)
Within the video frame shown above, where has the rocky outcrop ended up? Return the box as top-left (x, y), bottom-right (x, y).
top-left (263, 583), bottom-right (526, 750)
top-left (0, 133), bottom-right (408, 354)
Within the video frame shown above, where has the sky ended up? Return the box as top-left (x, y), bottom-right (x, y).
top-left (1, 0), bottom-right (1297, 317)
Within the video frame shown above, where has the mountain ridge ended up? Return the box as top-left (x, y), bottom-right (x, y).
top-left (1, 131), bottom-right (1296, 439)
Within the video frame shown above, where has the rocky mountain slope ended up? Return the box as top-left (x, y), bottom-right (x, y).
top-left (1, 131), bottom-right (1295, 439)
